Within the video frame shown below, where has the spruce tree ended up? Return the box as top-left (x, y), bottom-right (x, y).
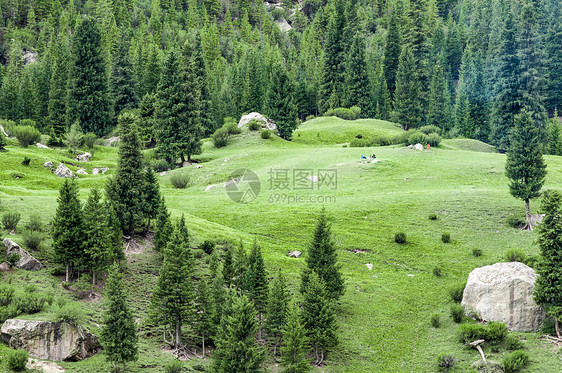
top-left (393, 46), bottom-right (422, 130)
top-left (52, 179), bottom-right (84, 283)
top-left (105, 201), bottom-right (125, 263)
top-left (383, 6), bottom-right (402, 99)
top-left (265, 270), bottom-right (289, 355)
top-left (100, 263), bottom-right (139, 372)
top-left (445, 13), bottom-right (462, 81)
top-left (136, 93), bottom-right (158, 147)
top-left (153, 196), bottom-right (173, 252)
top-left (191, 33), bottom-right (214, 135)
top-left (106, 113), bottom-right (145, 236)
top-left (141, 168), bottom-right (160, 232)
top-left (149, 219), bottom-right (195, 348)
top-left (300, 208), bottom-right (344, 300)
top-left (534, 191), bottom-right (562, 337)
top-left (83, 187), bottom-right (110, 284)
top-left (144, 44), bottom-right (161, 95)
top-left (427, 58), bottom-right (451, 130)
top-left (280, 303), bottom-right (310, 373)
top-left (243, 241), bottom-right (269, 319)
top-left (48, 44), bottom-right (70, 137)
top-left (505, 110), bottom-right (547, 229)
top-left (111, 33), bottom-right (138, 117)
top-left (266, 62), bottom-right (297, 140)
top-left (67, 17), bottom-right (113, 136)
top-left (212, 294), bottom-right (265, 373)
top-left (232, 240), bottom-right (247, 288)
top-left (344, 32), bottom-right (370, 114)
top-left (301, 271), bottom-right (338, 366)
top-left (222, 248), bottom-right (234, 287)
top-left (544, 4), bottom-right (562, 115)
top-left (194, 278), bottom-right (215, 356)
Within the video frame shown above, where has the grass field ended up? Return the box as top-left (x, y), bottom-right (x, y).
top-left (1, 118), bottom-right (561, 372)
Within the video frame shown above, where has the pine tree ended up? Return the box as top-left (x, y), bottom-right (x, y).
top-left (52, 179), bottom-right (84, 283)
top-left (66, 17), bottom-right (113, 136)
top-left (144, 44), bottom-right (161, 95)
top-left (141, 168), bottom-right (160, 232)
top-left (19, 66), bottom-right (38, 121)
top-left (48, 43), bottom-right (70, 137)
top-left (544, 4), bottom-right (562, 115)
top-left (393, 46), bottom-right (422, 130)
top-left (191, 33), bottom-right (214, 135)
top-left (153, 196), bottom-right (173, 252)
top-left (222, 248), bottom-right (234, 287)
top-left (266, 62), bottom-right (297, 140)
top-left (300, 208), bottom-right (344, 300)
top-left (83, 187), bottom-right (110, 284)
top-left (280, 303), bottom-right (310, 373)
top-left (194, 278), bottom-right (215, 356)
top-left (344, 32), bottom-right (370, 114)
top-left (212, 293), bottom-right (265, 373)
top-left (149, 219), bottom-right (195, 348)
top-left (505, 109), bottom-right (547, 229)
top-left (136, 93), bottom-right (158, 147)
top-left (265, 270), bottom-right (289, 355)
top-left (100, 263), bottom-right (139, 372)
top-left (243, 241), bottom-right (269, 318)
top-left (427, 57), bottom-right (451, 131)
top-left (301, 271), bottom-right (338, 366)
top-left (106, 113), bottom-right (145, 236)
top-left (383, 6), bottom-right (402, 99)
top-left (105, 201), bottom-right (125, 263)
top-left (445, 12), bottom-right (462, 81)
top-left (534, 190), bottom-right (562, 337)
top-left (111, 33), bottom-right (138, 117)
top-left (232, 240), bottom-right (247, 288)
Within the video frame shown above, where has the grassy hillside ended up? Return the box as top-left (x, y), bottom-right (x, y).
top-left (1, 120), bottom-right (561, 372)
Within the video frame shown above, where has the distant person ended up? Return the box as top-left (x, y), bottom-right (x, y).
top-left (372, 154), bottom-right (376, 159)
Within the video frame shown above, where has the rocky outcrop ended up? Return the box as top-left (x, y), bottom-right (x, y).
top-left (1, 319), bottom-right (101, 361)
top-left (27, 360), bottom-right (65, 373)
top-left (92, 167), bottom-right (109, 175)
top-left (77, 153), bottom-right (91, 162)
top-left (54, 164), bottom-right (75, 178)
top-left (44, 161), bottom-right (53, 168)
top-left (3, 238), bottom-right (42, 271)
top-left (238, 112), bottom-right (279, 134)
top-left (461, 262), bottom-right (545, 332)
top-left (288, 250), bottom-right (302, 258)
top-left (36, 143), bottom-right (49, 149)
top-left (76, 169), bottom-right (88, 175)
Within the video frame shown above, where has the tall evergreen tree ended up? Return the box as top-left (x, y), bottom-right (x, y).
top-left (505, 109), bottom-right (547, 229)
top-left (52, 179), bottom-right (84, 283)
top-left (136, 93), bottom-right (158, 147)
top-left (144, 44), bottom-right (161, 95)
top-left (544, 3), bottom-right (562, 115)
top-left (100, 263), bottom-right (139, 372)
top-left (66, 17), bottom-right (113, 136)
top-left (48, 43), bottom-right (70, 137)
top-left (344, 32), bottom-right (370, 114)
top-left (111, 33), bottom-right (138, 116)
top-left (280, 303), bottom-right (310, 373)
top-left (243, 241), bottom-right (268, 320)
top-left (83, 187), bottom-right (110, 284)
top-left (383, 6), bottom-right (402, 99)
top-left (266, 62), bottom-right (297, 140)
top-left (195, 278), bottom-right (215, 356)
top-left (265, 270), bottom-right (289, 355)
top-left (141, 168), bottom-right (160, 232)
top-left (222, 248), bottom-right (234, 288)
top-left (153, 196), bottom-right (173, 252)
top-left (393, 46), bottom-right (422, 130)
top-left (191, 33), bottom-right (214, 134)
top-left (427, 57), bottom-right (451, 130)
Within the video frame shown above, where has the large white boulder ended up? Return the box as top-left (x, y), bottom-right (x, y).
top-left (54, 164), bottom-right (75, 178)
top-left (3, 238), bottom-right (42, 271)
top-left (238, 112), bottom-right (279, 134)
top-left (461, 262), bottom-right (545, 332)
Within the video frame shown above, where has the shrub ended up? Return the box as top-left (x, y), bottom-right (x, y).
top-left (323, 107), bottom-right (357, 120)
top-left (164, 359), bottom-right (184, 373)
top-left (431, 314), bottom-right (441, 328)
top-left (11, 292), bottom-right (46, 314)
top-left (247, 119), bottom-right (263, 131)
top-left (260, 129), bottom-right (272, 139)
top-left (437, 354), bottom-right (456, 372)
top-left (0, 133), bottom-right (6, 150)
top-left (408, 131), bottom-right (428, 145)
top-left (487, 321), bottom-right (508, 343)
top-left (441, 233), bottom-right (451, 243)
top-left (23, 230), bottom-right (46, 251)
top-left (12, 125), bottom-right (41, 147)
top-left (212, 128), bottom-right (229, 148)
top-left (6, 349), bottom-right (29, 371)
top-left (350, 138), bottom-right (368, 147)
top-left (523, 255), bottom-right (539, 269)
top-left (200, 240), bottom-right (215, 255)
top-left (8, 253), bottom-right (20, 266)
top-left (458, 323), bottom-right (487, 342)
top-left (418, 125), bottom-right (442, 135)
top-left (394, 232), bottom-right (406, 244)
top-left (170, 173), bottom-right (189, 189)
top-left (65, 122), bottom-right (84, 157)
top-left (83, 132), bottom-right (97, 149)
top-left (540, 318), bottom-right (556, 335)
top-left (305, 115), bottom-right (315, 121)
top-left (271, 7), bottom-right (286, 21)
top-left (472, 248), bottom-right (483, 257)
top-left (21, 156), bottom-right (31, 166)
top-left (54, 302), bottom-right (86, 326)
top-left (2, 211), bottom-right (21, 230)
top-left (0, 284), bottom-right (15, 306)
top-left (505, 335), bottom-right (524, 350)
top-left (224, 122), bottom-right (242, 135)
top-left (433, 266), bottom-right (442, 277)
top-left (19, 119), bottom-right (37, 128)
top-left (427, 133), bottom-right (442, 147)
top-left (503, 350), bottom-right (530, 373)
top-left (449, 282), bottom-right (466, 303)
top-left (0, 119), bottom-right (16, 135)
top-left (505, 248), bottom-right (526, 263)
top-left (350, 106), bottom-right (361, 118)
top-left (450, 304), bottom-right (465, 323)
top-left (151, 159), bottom-right (169, 172)
top-left (506, 215), bottom-right (525, 228)
top-left (47, 127), bottom-right (63, 147)
top-left (24, 213), bottom-right (43, 232)
top-left (429, 213), bottom-right (438, 220)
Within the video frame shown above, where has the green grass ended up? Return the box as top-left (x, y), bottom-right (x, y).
top-left (443, 138), bottom-right (498, 153)
top-left (1, 121), bottom-right (561, 372)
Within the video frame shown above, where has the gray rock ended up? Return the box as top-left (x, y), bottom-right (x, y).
top-left (54, 164), bottom-right (75, 178)
top-left (106, 137), bottom-right (119, 146)
top-left (413, 143), bottom-right (424, 151)
top-left (1, 319), bottom-right (101, 361)
top-left (288, 250), bottom-right (302, 258)
top-left (276, 17), bottom-right (292, 32)
top-left (461, 262), bottom-right (545, 332)
top-left (77, 153), bottom-right (91, 162)
top-left (27, 360), bottom-right (65, 373)
top-left (238, 112), bottom-right (279, 134)
top-left (159, 171), bottom-right (167, 176)
top-left (92, 167), bottom-right (109, 175)
top-left (76, 169), bottom-right (88, 175)
top-left (3, 239), bottom-right (42, 271)
top-left (43, 161), bottom-right (53, 168)
top-left (36, 143), bottom-right (49, 149)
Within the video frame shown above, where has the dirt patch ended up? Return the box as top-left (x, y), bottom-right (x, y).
top-left (348, 248), bottom-right (369, 254)
top-left (125, 233), bottom-right (154, 259)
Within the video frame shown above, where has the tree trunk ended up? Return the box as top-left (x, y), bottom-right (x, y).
top-left (92, 271), bottom-right (96, 286)
top-left (188, 154), bottom-right (192, 163)
top-left (181, 154), bottom-right (186, 164)
top-left (524, 199), bottom-right (533, 231)
top-left (556, 318), bottom-right (561, 338)
top-left (202, 335), bottom-right (205, 357)
top-left (175, 320), bottom-right (181, 349)
top-left (65, 263), bottom-right (69, 283)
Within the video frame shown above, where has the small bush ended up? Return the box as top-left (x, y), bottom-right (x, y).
top-left (441, 233), bottom-right (451, 243)
top-left (472, 248), bottom-right (483, 257)
top-left (200, 240), bottom-right (215, 255)
top-left (394, 232), bottom-right (406, 244)
top-left (408, 131), bottom-right (428, 145)
top-left (21, 156), bottom-right (31, 166)
top-left (305, 115), bottom-right (315, 121)
top-left (505, 335), bottom-right (524, 350)
top-left (170, 173), bottom-right (189, 189)
top-left (164, 359), bottom-right (184, 373)
top-left (23, 230), bottom-right (46, 251)
top-left (24, 213), bottom-right (43, 232)
top-left (19, 118), bottom-right (37, 128)
top-left (224, 122), bottom-right (242, 135)
top-left (8, 253), bottom-right (20, 266)
top-left (418, 125), bottom-right (442, 135)
top-left (83, 132), bottom-right (97, 149)
top-left (506, 215), bottom-right (525, 228)
top-left (450, 304), bottom-right (465, 323)
top-left (523, 255), bottom-right (539, 268)
top-left (2, 211), bottom-right (21, 230)
top-left (151, 159), bottom-right (169, 172)
top-left (433, 266), bottom-right (442, 277)
top-left (17, 292), bottom-right (47, 314)
top-left (503, 350), bottom-right (530, 373)
top-left (247, 119), bottom-right (263, 131)
top-left (429, 213), bottom-right (438, 220)
top-left (54, 302), bottom-right (86, 326)
top-left (449, 282), bottom-right (466, 303)
top-left (0, 133), bottom-right (6, 150)
top-left (431, 314), bottom-right (441, 328)
top-left (505, 248), bottom-right (526, 263)
top-left (437, 354), bottom-right (456, 372)
top-left (212, 128), bottom-right (229, 148)
top-left (427, 133), bottom-right (442, 147)
top-left (0, 284), bottom-right (15, 306)
top-left (540, 318), bottom-right (556, 335)
top-left (12, 125), bottom-right (41, 147)
top-left (260, 129), bottom-right (272, 139)
top-left (350, 106), bottom-right (361, 118)
top-left (323, 107), bottom-right (357, 120)
top-left (350, 138), bottom-right (368, 147)
top-left (6, 349), bottom-right (29, 371)
top-left (487, 321), bottom-right (508, 343)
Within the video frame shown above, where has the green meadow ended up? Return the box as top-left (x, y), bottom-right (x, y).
top-left (1, 118), bottom-right (561, 372)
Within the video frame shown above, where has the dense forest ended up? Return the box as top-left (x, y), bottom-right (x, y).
top-left (0, 0), bottom-right (560, 156)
